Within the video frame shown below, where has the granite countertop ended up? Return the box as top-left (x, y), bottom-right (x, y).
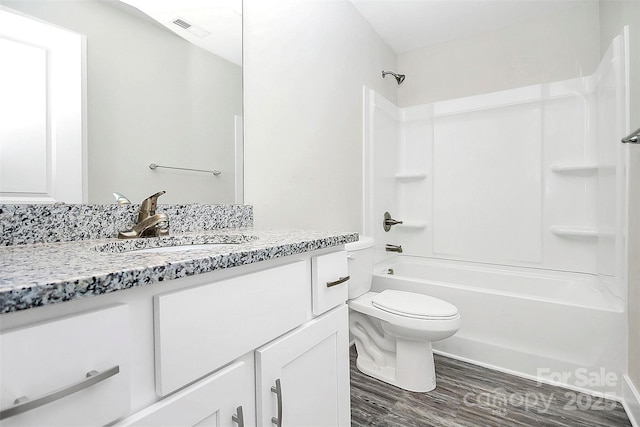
top-left (0, 228), bottom-right (358, 314)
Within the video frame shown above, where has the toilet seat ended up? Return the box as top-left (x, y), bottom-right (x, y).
top-left (349, 291), bottom-right (461, 333)
top-left (371, 290), bottom-right (459, 320)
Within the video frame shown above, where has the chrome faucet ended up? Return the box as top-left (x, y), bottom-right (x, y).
top-left (385, 244), bottom-right (403, 253)
top-left (118, 191), bottom-right (169, 239)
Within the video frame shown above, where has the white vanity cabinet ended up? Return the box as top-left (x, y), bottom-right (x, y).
top-left (0, 248), bottom-right (351, 427)
top-left (120, 249), bottom-right (351, 427)
top-left (123, 305), bottom-right (350, 427)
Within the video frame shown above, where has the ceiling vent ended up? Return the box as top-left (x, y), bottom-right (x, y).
top-left (171, 17), bottom-right (211, 38)
top-left (172, 18), bottom-right (191, 30)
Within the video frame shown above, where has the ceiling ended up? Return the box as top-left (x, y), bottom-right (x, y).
top-left (119, 0), bottom-right (242, 65)
top-left (118, 0), bottom-right (596, 66)
top-left (350, 0), bottom-right (597, 54)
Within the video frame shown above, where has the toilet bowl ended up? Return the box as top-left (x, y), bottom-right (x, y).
top-left (346, 237), bottom-right (461, 392)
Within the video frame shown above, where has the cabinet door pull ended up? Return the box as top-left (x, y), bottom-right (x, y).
top-left (326, 276), bottom-right (350, 288)
top-left (232, 405), bottom-right (244, 427)
top-left (270, 378), bottom-right (282, 427)
top-left (0, 366), bottom-right (120, 420)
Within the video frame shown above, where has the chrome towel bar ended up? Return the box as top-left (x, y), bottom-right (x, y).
top-left (622, 128), bottom-right (640, 144)
top-left (149, 163), bottom-right (221, 175)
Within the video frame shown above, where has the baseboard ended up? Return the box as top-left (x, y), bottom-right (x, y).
top-left (432, 348), bottom-right (623, 401)
top-left (623, 376), bottom-right (640, 427)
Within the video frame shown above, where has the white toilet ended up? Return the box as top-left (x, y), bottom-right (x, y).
top-left (346, 237), bottom-right (461, 392)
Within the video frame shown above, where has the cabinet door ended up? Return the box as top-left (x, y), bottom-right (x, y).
top-left (114, 358), bottom-right (254, 427)
top-left (255, 305), bottom-right (350, 427)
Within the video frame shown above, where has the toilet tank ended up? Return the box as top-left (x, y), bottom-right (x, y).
top-left (345, 236), bottom-right (375, 299)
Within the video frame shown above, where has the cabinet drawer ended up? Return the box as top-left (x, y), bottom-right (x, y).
top-left (114, 359), bottom-right (252, 427)
top-left (0, 305), bottom-right (130, 427)
top-left (312, 251), bottom-right (349, 315)
top-left (154, 261), bottom-right (310, 396)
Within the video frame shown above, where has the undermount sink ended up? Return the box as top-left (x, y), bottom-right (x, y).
top-left (130, 244), bottom-right (237, 254)
top-left (93, 234), bottom-right (258, 254)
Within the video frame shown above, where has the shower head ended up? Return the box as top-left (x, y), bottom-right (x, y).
top-left (382, 70), bottom-right (405, 85)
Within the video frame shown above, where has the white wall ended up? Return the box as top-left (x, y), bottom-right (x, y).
top-left (1, 0), bottom-right (242, 205)
top-left (243, 0), bottom-right (397, 231)
top-left (599, 0), bottom-right (640, 415)
top-left (397, 2), bottom-right (600, 107)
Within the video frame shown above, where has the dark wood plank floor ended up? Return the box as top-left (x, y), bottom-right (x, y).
top-left (350, 346), bottom-right (632, 427)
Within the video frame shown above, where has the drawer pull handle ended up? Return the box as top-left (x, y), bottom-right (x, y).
top-left (232, 405), bottom-right (244, 427)
top-left (0, 365), bottom-right (120, 420)
top-left (326, 276), bottom-right (350, 288)
top-left (271, 378), bottom-right (282, 426)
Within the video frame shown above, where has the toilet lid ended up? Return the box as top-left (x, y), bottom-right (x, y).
top-left (372, 290), bottom-right (459, 319)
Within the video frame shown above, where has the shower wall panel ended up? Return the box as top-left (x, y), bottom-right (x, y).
top-left (543, 94), bottom-right (599, 274)
top-left (364, 30), bottom-right (628, 290)
top-left (363, 89), bottom-right (399, 240)
top-left (395, 112), bottom-right (432, 255)
top-left (432, 103), bottom-right (543, 264)
top-left (594, 31), bottom-right (629, 298)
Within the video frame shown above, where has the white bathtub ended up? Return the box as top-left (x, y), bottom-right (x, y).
top-left (371, 256), bottom-right (626, 396)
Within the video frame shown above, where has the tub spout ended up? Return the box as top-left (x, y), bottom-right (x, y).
top-left (385, 244), bottom-right (403, 253)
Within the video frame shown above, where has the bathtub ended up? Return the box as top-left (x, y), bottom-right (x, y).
top-left (371, 256), bottom-right (626, 396)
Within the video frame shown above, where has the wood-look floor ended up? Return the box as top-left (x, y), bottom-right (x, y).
top-left (350, 347), bottom-right (632, 427)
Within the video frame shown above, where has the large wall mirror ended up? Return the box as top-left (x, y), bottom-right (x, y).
top-left (0, 0), bottom-right (242, 205)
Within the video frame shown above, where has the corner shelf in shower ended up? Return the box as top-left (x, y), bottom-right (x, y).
top-left (550, 226), bottom-right (615, 238)
top-left (550, 164), bottom-right (615, 175)
top-left (394, 171), bottom-right (428, 181)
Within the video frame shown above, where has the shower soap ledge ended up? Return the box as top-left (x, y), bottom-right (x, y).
top-left (550, 164), bottom-right (615, 174)
top-left (394, 172), bottom-right (427, 180)
top-left (550, 226), bottom-right (614, 238)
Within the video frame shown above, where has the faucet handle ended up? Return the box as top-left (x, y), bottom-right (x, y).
top-left (383, 212), bottom-right (403, 232)
top-left (113, 192), bottom-right (131, 205)
top-left (138, 190), bottom-right (166, 221)
top-left (145, 191), bottom-right (166, 202)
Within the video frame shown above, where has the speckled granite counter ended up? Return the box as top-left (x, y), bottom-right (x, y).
top-left (0, 228), bottom-right (358, 313)
top-left (0, 204), bottom-right (253, 245)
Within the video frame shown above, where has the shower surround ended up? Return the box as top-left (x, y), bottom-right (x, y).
top-left (363, 30), bottom-right (630, 396)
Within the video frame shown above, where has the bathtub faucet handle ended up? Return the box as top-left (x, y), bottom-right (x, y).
top-left (383, 212), bottom-right (403, 232)
top-left (385, 244), bottom-right (403, 253)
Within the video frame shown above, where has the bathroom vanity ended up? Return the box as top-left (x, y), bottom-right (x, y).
top-left (0, 205), bottom-right (357, 426)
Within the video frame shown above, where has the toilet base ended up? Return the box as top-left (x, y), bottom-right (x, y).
top-left (354, 339), bottom-right (437, 392)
